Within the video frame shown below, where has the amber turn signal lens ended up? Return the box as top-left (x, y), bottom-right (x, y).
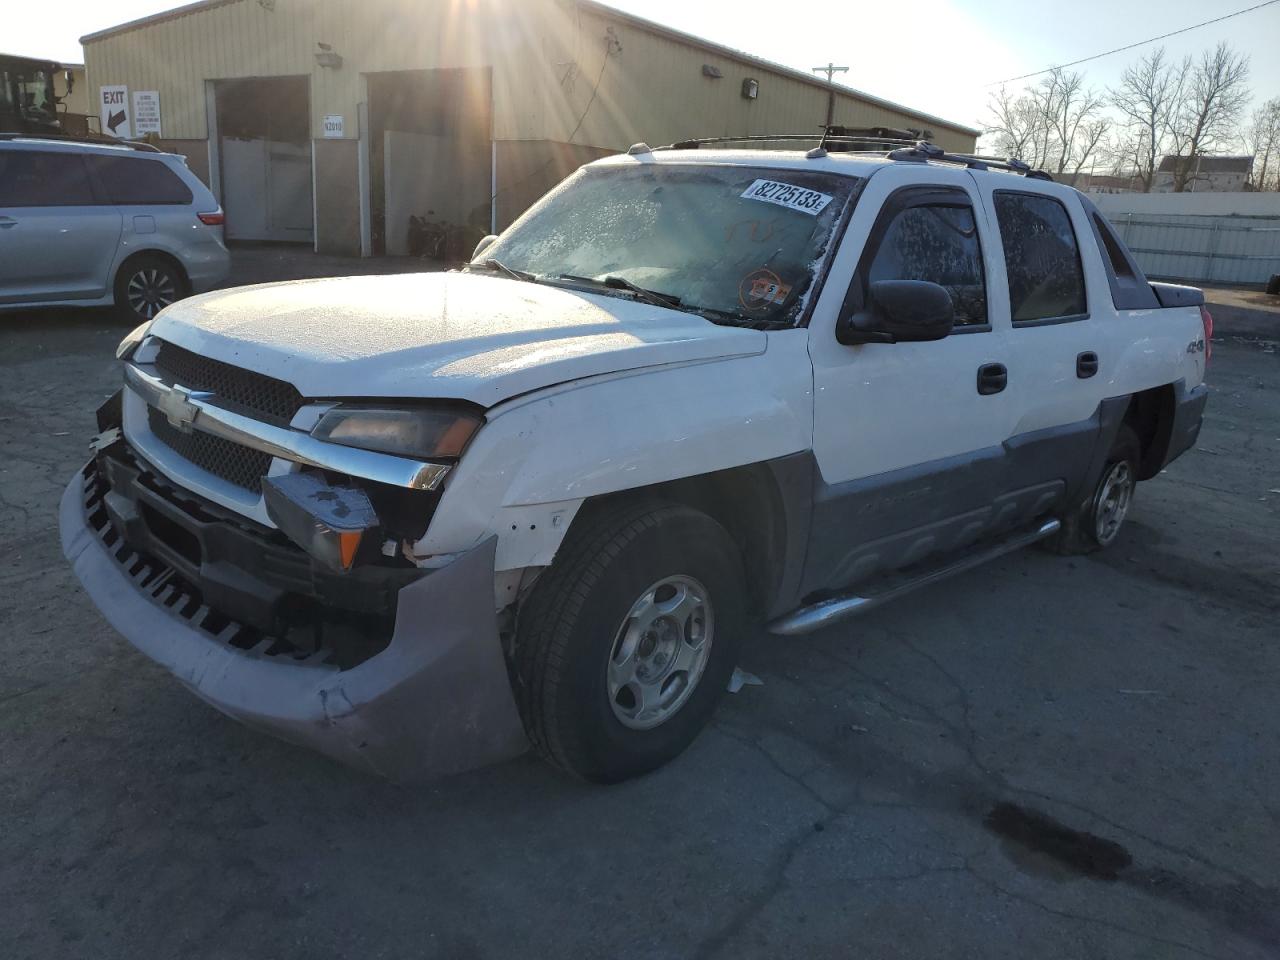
top-left (338, 531), bottom-right (362, 571)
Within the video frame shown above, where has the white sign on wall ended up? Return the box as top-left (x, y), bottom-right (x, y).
top-left (99, 85), bottom-right (131, 139)
top-left (323, 115), bottom-right (345, 138)
top-left (132, 91), bottom-right (161, 136)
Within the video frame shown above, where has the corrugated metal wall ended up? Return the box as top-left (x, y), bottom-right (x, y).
top-left (1092, 196), bottom-right (1280, 285)
top-left (82, 0), bottom-right (976, 151)
top-left (83, 0), bottom-right (517, 140)
top-left (1106, 213), bottom-right (1280, 285)
top-left (534, 3), bottom-right (977, 152)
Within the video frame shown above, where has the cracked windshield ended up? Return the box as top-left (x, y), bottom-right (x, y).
top-left (481, 165), bottom-right (859, 325)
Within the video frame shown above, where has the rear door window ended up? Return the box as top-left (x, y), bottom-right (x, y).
top-left (993, 192), bottom-right (1088, 324)
top-left (87, 155), bottom-right (193, 205)
top-left (0, 150), bottom-right (95, 206)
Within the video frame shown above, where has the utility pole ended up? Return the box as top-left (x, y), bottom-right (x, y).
top-left (812, 62), bottom-right (849, 128)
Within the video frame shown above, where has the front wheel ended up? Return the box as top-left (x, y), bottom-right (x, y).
top-left (513, 501), bottom-right (747, 783)
top-left (1048, 424), bottom-right (1141, 555)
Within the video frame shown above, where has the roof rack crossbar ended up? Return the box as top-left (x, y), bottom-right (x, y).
top-left (661, 133), bottom-right (922, 151)
top-left (887, 141), bottom-right (1054, 180)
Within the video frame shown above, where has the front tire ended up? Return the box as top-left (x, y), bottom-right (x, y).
top-left (513, 501), bottom-right (746, 783)
top-left (1049, 424), bottom-right (1141, 555)
top-left (114, 254), bottom-right (187, 324)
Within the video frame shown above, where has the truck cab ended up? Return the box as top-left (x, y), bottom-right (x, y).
top-left (62, 139), bottom-right (1210, 784)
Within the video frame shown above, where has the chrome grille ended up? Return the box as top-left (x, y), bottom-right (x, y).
top-left (154, 340), bottom-right (304, 427)
top-left (148, 406), bottom-right (272, 493)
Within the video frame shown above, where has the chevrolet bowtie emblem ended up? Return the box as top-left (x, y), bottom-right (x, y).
top-left (158, 385), bottom-right (212, 434)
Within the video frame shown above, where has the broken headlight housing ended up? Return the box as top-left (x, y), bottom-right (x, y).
top-left (310, 405), bottom-right (483, 461)
top-left (115, 321), bottom-right (151, 361)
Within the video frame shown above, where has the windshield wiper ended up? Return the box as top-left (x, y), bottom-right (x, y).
top-left (554, 274), bottom-right (682, 310)
top-left (470, 258), bottom-right (536, 283)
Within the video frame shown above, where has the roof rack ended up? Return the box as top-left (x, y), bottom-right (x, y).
top-left (0, 132), bottom-right (163, 153)
top-left (887, 141), bottom-right (1053, 180)
top-left (660, 129), bottom-right (922, 152)
top-left (653, 126), bottom-right (1055, 181)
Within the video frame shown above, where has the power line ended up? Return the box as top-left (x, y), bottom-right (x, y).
top-left (986, 0), bottom-right (1280, 86)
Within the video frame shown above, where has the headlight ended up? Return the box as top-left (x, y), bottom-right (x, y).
top-left (310, 405), bottom-right (483, 460)
top-left (115, 322), bottom-right (151, 361)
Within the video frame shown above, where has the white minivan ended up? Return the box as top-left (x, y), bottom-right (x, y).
top-left (0, 135), bottom-right (230, 322)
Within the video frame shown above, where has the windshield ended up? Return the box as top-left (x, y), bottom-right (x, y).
top-left (1, 65), bottom-right (57, 124)
top-left (480, 163), bottom-right (860, 327)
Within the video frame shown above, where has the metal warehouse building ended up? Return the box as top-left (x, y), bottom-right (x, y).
top-left (82, 0), bottom-right (978, 256)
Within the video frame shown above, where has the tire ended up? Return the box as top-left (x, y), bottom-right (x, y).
top-left (1048, 424), bottom-right (1141, 555)
top-left (513, 500), bottom-right (747, 784)
top-left (114, 254), bottom-right (187, 324)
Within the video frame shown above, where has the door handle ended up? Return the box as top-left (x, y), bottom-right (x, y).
top-left (0, 217), bottom-right (17, 229)
top-left (1077, 351), bottom-right (1099, 379)
top-left (977, 362), bottom-right (1007, 396)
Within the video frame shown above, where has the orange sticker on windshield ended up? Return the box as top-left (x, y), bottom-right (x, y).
top-left (739, 269), bottom-right (792, 311)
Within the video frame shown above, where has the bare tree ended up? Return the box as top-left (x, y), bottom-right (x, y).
top-left (1168, 42), bottom-right (1252, 191)
top-left (1244, 97), bottom-right (1280, 191)
top-left (1109, 47), bottom-right (1185, 191)
top-left (985, 68), bottom-right (1108, 175)
top-left (984, 85), bottom-right (1050, 166)
top-left (1036, 68), bottom-right (1110, 176)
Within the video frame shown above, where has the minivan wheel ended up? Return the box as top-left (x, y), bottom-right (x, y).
top-left (513, 501), bottom-right (746, 783)
top-left (115, 255), bottom-right (186, 323)
top-left (1047, 424), bottom-right (1141, 555)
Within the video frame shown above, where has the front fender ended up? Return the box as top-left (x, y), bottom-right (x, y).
top-left (414, 330), bottom-right (814, 572)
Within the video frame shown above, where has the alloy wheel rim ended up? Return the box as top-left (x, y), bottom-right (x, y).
top-left (127, 268), bottom-right (177, 319)
top-left (607, 575), bottom-right (714, 731)
top-left (1095, 460), bottom-right (1134, 546)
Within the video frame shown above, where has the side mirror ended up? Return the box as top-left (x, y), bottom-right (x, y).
top-left (471, 234), bottom-right (498, 262)
top-left (838, 280), bottom-right (955, 345)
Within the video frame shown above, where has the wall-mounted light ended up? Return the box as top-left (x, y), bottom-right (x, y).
top-left (741, 78), bottom-right (759, 100)
top-left (702, 64), bottom-right (724, 79)
top-left (315, 42), bottom-right (343, 69)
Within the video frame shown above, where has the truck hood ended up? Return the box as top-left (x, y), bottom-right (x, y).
top-left (148, 273), bottom-right (767, 407)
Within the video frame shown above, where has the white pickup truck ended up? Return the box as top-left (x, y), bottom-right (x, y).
top-left (61, 140), bottom-right (1210, 784)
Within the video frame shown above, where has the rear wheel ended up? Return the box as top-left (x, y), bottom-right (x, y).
top-left (115, 255), bottom-right (186, 323)
top-left (1048, 424), bottom-right (1141, 555)
top-left (513, 501), bottom-right (746, 783)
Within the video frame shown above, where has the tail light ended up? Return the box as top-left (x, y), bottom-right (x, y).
top-left (1199, 305), bottom-right (1214, 364)
top-left (197, 210), bottom-right (225, 226)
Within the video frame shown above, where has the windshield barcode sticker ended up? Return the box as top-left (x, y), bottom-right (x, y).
top-left (741, 179), bottom-right (833, 216)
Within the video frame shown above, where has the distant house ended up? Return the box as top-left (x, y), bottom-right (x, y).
top-left (1153, 155), bottom-right (1254, 193)
top-left (1056, 172), bottom-right (1140, 194)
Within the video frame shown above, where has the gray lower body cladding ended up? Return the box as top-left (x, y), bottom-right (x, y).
top-left (60, 464), bottom-right (528, 782)
top-left (795, 385), bottom-right (1207, 599)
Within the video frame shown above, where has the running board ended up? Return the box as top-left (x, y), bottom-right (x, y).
top-left (767, 518), bottom-right (1061, 637)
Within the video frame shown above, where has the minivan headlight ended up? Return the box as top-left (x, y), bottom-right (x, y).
top-left (310, 405), bottom-right (482, 460)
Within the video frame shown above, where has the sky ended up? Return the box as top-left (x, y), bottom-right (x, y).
top-left (8, 0), bottom-right (1280, 133)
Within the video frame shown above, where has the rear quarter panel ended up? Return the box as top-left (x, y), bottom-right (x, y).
top-left (1101, 304), bottom-right (1206, 397)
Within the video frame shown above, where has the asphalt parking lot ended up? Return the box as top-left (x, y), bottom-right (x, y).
top-left (3, 252), bottom-right (1279, 959)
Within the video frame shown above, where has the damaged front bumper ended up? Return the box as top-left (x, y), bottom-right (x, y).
top-left (59, 461), bottom-right (529, 782)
